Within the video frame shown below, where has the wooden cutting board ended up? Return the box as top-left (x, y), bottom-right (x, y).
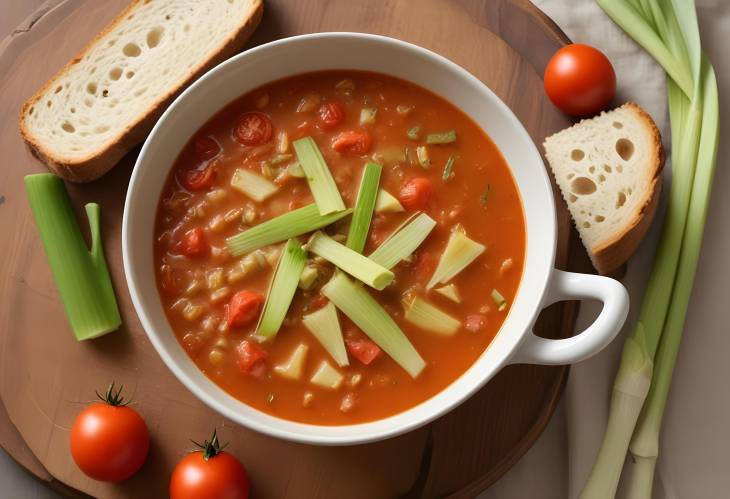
top-left (0, 1), bottom-right (585, 497)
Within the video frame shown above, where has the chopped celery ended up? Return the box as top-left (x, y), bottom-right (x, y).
top-left (368, 213), bottom-right (436, 269)
top-left (306, 232), bottom-right (394, 290)
top-left (310, 360), bottom-right (344, 389)
top-left (435, 284), bottom-right (461, 303)
top-left (298, 265), bottom-right (320, 290)
top-left (407, 125), bottom-right (421, 140)
top-left (24, 174), bottom-right (121, 340)
top-left (226, 204), bottom-right (351, 256)
top-left (416, 146), bottom-right (431, 168)
top-left (302, 302), bottom-right (349, 367)
top-left (346, 162), bottom-right (382, 253)
top-left (360, 107), bottom-right (377, 125)
top-left (403, 296), bottom-right (461, 336)
top-left (426, 130), bottom-right (457, 144)
top-left (230, 168), bottom-right (278, 202)
top-left (293, 137), bottom-right (346, 215)
top-left (273, 344), bottom-right (308, 379)
top-left (442, 156), bottom-right (456, 181)
top-left (254, 239), bottom-right (307, 340)
top-left (322, 272), bottom-right (425, 377)
top-left (491, 288), bottom-right (507, 311)
top-left (374, 189), bottom-right (404, 213)
top-left (427, 230), bottom-right (485, 289)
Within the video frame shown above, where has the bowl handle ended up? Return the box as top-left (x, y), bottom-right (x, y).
top-left (510, 269), bottom-right (629, 365)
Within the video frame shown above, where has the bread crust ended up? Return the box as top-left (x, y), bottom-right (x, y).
top-left (18, 0), bottom-right (264, 183)
top-left (590, 102), bottom-right (665, 274)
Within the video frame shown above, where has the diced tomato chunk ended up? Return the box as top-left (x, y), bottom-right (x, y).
top-left (236, 340), bottom-right (267, 375)
top-left (227, 290), bottom-right (265, 328)
top-left (346, 338), bottom-right (382, 365)
top-left (306, 294), bottom-right (329, 312)
top-left (399, 177), bottom-right (433, 211)
top-left (180, 164), bottom-right (216, 191)
top-left (318, 101), bottom-right (346, 129)
top-left (332, 131), bottom-right (372, 155)
top-left (194, 135), bottom-right (220, 161)
top-left (465, 314), bottom-right (488, 333)
top-left (414, 252), bottom-right (437, 283)
top-left (235, 111), bottom-right (273, 146)
top-left (179, 228), bottom-right (208, 257)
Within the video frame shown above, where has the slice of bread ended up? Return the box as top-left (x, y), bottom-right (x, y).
top-left (19, 0), bottom-right (263, 182)
top-left (544, 103), bottom-right (664, 275)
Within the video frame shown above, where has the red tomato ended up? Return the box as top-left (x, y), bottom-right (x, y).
top-left (399, 177), bottom-right (433, 211)
top-left (170, 431), bottom-right (249, 499)
top-left (414, 252), bottom-right (437, 283)
top-left (346, 338), bottom-right (382, 365)
top-left (332, 131), bottom-right (372, 155)
top-left (544, 44), bottom-right (616, 117)
top-left (306, 294), bottom-right (329, 312)
top-left (180, 228), bottom-right (208, 257)
top-left (227, 290), bottom-right (264, 328)
top-left (70, 383), bottom-right (149, 482)
top-left (318, 101), bottom-right (345, 129)
top-left (465, 314), bottom-right (488, 333)
top-left (194, 136), bottom-right (221, 161)
top-left (235, 112), bottom-right (273, 146)
top-left (236, 340), bottom-right (267, 375)
top-left (181, 165), bottom-right (216, 191)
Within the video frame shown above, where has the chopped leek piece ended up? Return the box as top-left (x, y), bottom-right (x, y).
top-left (274, 344), bottom-right (309, 379)
top-left (360, 107), bottom-right (377, 125)
top-left (368, 213), bottom-right (436, 269)
top-left (396, 105), bottom-right (413, 115)
top-left (226, 204), bottom-right (352, 256)
top-left (298, 265), bottom-right (320, 290)
top-left (373, 147), bottom-right (406, 165)
top-left (335, 79), bottom-right (355, 92)
top-left (283, 162), bottom-right (305, 179)
top-left (426, 231), bottom-right (486, 289)
top-left (254, 239), bottom-right (307, 340)
top-left (346, 162), bottom-right (382, 253)
top-left (306, 232), bottom-right (394, 290)
top-left (276, 131), bottom-right (289, 154)
top-left (442, 156), bottom-right (456, 181)
top-left (24, 174), bottom-right (121, 340)
top-left (407, 125), bottom-right (421, 140)
top-left (491, 288), bottom-right (507, 311)
top-left (230, 168), bottom-right (278, 202)
top-left (416, 145), bottom-right (431, 168)
top-left (374, 189), bottom-right (404, 213)
top-left (403, 296), bottom-right (461, 336)
top-left (310, 360), bottom-right (344, 389)
top-left (302, 302), bottom-right (349, 367)
top-left (426, 130), bottom-right (457, 144)
top-left (293, 137), bottom-right (346, 215)
top-left (322, 272), bottom-right (425, 377)
top-left (435, 284), bottom-right (461, 303)
top-left (265, 153), bottom-right (293, 167)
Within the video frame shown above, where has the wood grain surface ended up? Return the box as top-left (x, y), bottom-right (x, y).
top-left (0, 1), bottom-right (583, 497)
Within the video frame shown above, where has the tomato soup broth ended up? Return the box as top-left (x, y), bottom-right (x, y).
top-left (154, 71), bottom-right (525, 425)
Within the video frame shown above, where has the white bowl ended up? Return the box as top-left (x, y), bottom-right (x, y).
top-left (123, 33), bottom-right (629, 445)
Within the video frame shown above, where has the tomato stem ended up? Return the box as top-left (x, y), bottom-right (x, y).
top-left (96, 381), bottom-right (131, 407)
top-left (191, 429), bottom-right (228, 461)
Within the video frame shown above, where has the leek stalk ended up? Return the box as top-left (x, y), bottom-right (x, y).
top-left (368, 213), bottom-right (436, 269)
top-left (293, 137), bottom-right (346, 215)
top-left (346, 162), bottom-right (381, 253)
top-left (302, 302), bottom-right (349, 367)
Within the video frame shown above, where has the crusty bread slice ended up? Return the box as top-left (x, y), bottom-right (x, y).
top-left (19, 0), bottom-right (263, 182)
top-left (544, 103), bottom-right (664, 275)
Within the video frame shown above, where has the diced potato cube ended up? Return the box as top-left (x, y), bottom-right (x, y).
top-left (208, 214), bottom-right (226, 232)
top-left (374, 189), bottom-right (404, 213)
top-left (206, 189), bottom-right (227, 203)
top-left (206, 268), bottom-right (225, 290)
top-left (298, 265), bottom-right (319, 290)
top-left (182, 302), bottom-right (204, 321)
top-left (434, 284), bottom-right (461, 303)
top-left (310, 360), bottom-right (343, 389)
top-left (274, 344), bottom-right (309, 380)
top-left (210, 287), bottom-right (231, 304)
top-left (303, 391), bottom-right (315, 407)
top-left (208, 348), bottom-right (225, 366)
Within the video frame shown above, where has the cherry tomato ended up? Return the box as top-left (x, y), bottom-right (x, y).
top-left (70, 383), bottom-right (149, 482)
top-left (399, 177), bottom-right (433, 211)
top-left (179, 228), bottom-right (208, 257)
top-left (226, 290), bottom-right (264, 328)
top-left (346, 338), bottom-right (382, 365)
top-left (544, 44), bottom-right (616, 117)
top-left (181, 165), bottom-right (216, 191)
top-left (170, 431), bottom-right (249, 499)
top-left (236, 340), bottom-right (267, 376)
top-left (318, 101), bottom-right (345, 129)
top-left (235, 112), bottom-right (273, 146)
top-left (332, 131), bottom-right (372, 155)
top-left (194, 136), bottom-right (220, 161)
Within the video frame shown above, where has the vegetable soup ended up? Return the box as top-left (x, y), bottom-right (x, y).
top-left (154, 71), bottom-right (525, 424)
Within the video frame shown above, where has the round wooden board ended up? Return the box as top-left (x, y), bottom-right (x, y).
top-left (0, 1), bottom-right (588, 497)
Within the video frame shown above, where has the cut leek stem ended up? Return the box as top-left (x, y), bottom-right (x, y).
top-left (442, 156), bottom-right (455, 181)
top-left (346, 162), bottom-right (382, 253)
top-left (24, 174), bottom-right (121, 340)
top-left (407, 125), bottom-right (421, 140)
top-left (416, 146), bottom-right (431, 168)
top-left (273, 343), bottom-right (308, 379)
top-left (360, 107), bottom-right (377, 125)
top-left (435, 284), bottom-right (461, 303)
top-left (368, 213), bottom-right (436, 269)
top-left (374, 189), bottom-right (404, 213)
top-left (403, 296), bottom-right (461, 336)
top-left (491, 288), bottom-right (507, 311)
top-left (230, 168), bottom-right (278, 202)
top-left (226, 204), bottom-right (351, 256)
top-left (322, 272), bottom-right (425, 377)
top-left (255, 239), bottom-right (307, 340)
top-left (302, 302), bottom-right (349, 367)
top-left (310, 360), bottom-right (344, 389)
top-left (426, 130), bottom-right (456, 144)
top-left (306, 232), bottom-right (394, 290)
top-left (426, 231), bottom-right (485, 289)
top-left (293, 137), bottom-right (346, 215)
